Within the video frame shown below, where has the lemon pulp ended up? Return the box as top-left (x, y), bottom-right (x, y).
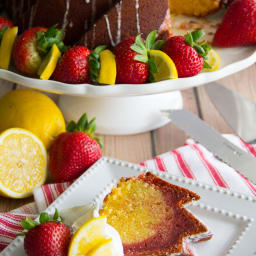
top-left (204, 49), bottom-right (221, 72)
top-left (68, 216), bottom-right (110, 256)
top-left (149, 50), bottom-right (178, 82)
top-left (0, 128), bottom-right (47, 198)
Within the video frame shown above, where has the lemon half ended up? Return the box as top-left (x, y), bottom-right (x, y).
top-left (0, 128), bottom-right (47, 198)
top-left (149, 50), bottom-right (178, 82)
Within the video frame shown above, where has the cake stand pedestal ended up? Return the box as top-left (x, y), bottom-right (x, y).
top-left (58, 90), bottom-right (183, 135)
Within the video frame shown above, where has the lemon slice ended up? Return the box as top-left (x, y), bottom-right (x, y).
top-left (38, 44), bottom-right (61, 80)
top-left (203, 49), bottom-right (221, 72)
top-left (0, 128), bottom-right (47, 198)
top-left (68, 216), bottom-right (109, 256)
top-left (149, 50), bottom-right (178, 82)
top-left (98, 50), bottom-right (116, 85)
top-left (88, 238), bottom-right (113, 256)
top-left (0, 27), bottom-right (18, 70)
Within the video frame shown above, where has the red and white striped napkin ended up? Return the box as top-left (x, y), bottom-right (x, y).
top-left (1, 134), bottom-right (256, 251)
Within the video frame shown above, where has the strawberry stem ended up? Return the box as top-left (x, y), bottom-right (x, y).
top-left (131, 30), bottom-right (164, 82)
top-left (0, 26), bottom-right (8, 42)
top-left (89, 45), bottom-right (107, 83)
top-left (184, 29), bottom-right (212, 68)
top-left (66, 113), bottom-right (103, 149)
top-left (36, 25), bottom-right (67, 56)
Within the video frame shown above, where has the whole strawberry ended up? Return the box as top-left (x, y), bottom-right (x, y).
top-left (13, 25), bottom-right (66, 76)
top-left (0, 16), bottom-right (13, 42)
top-left (214, 0), bottom-right (256, 47)
top-left (21, 210), bottom-right (71, 256)
top-left (162, 30), bottom-right (211, 78)
top-left (114, 31), bottom-right (164, 84)
top-left (49, 113), bottom-right (102, 182)
top-left (53, 46), bottom-right (91, 84)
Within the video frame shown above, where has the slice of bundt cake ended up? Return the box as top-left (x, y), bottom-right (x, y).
top-left (100, 172), bottom-right (212, 256)
top-left (169, 0), bottom-right (222, 17)
top-left (78, 0), bottom-right (170, 49)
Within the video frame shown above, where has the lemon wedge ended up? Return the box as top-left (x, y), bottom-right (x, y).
top-left (38, 44), bottom-right (61, 80)
top-left (88, 238), bottom-right (113, 256)
top-left (98, 50), bottom-right (116, 85)
top-left (203, 49), bottom-right (221, 72)
top-left (149, 50), bottom-right (178, 82)
top-left (0, 26), bottom-right (18, 70)
top-left (0, 128), bottom-right (47, 198)
top-left (68, 216), bottom-right (109, 256)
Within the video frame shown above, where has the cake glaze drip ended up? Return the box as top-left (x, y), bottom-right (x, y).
top-left (135, 0), bottom-right (141, 33)
top-left (28, 3), bottom-right (38, 28)
top-left (62, 0), bottom-right (71, 29)
top-left (104, 0), bottom-right (123, 47)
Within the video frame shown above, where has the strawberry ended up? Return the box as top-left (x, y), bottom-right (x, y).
top-left (162, 30), bottom-right (211, 78)
top-left (49, 113), bottom-right (102, 182)
top-left (53, 46), bottom-right (91, 84)
top-left (213, 0), bottom-right (256, 47)
top-left (114, 31), bottom-right (164, 84)
top-left (21, 210), bottom-right (71, 256)
top-left (13, 25), bottom-right (66, 76)
top-left (0, 16), bottom-right (13, 42)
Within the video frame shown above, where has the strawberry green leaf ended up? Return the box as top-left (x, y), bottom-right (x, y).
top-left (93, 45), bottom-right (107, 55)
top-left (148, 59), bottom-right (158, 74)
top-left (136, 34), bottom-right (147, 52)
top-left (67, 121), bottom-right (76, 132)
top-left (21, 218), bottom-right (38, 230)
top-left (39, 212), bottom-right (49, 224)
top-left (146, 30), bottom-right (157, 50)
top-left (130, 44), bottom-right (145, 55)
top-left (89, 45), bottom-right (107, 83)
top-left (134, 54), bottom-right (148, 63)
top-left (94, 137), bottom-right (103, 150)
top-left (191, 29), bottom-right (205, 42)
top-left (77, 113), bottom-right (88, 132)
top-left (152, 40), bottom-right (164, 50)
top-left (203, 61), bottom-right (211, 69)
top-left (193, 44), bottom-right (205, 56)
top-left (0, 26), bottom-right (8, 43)
top-left (17, 232), bottom-right (26, 236)
top-left (53, 209), bottom-right (59, 221)
top-left (36, 25), bottom-right (67, 56)
top-left (184, 32), bottom-right (193, 46)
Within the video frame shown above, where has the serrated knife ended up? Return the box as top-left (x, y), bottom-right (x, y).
top-left (163, 109), bottom-right (256, 184)
top-left (204, 82), bottom-right (256, 143)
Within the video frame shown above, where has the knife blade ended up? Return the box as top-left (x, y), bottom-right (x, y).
top-left (163, 109), bottom-right (256, 184)
top-left (204, 82), bottom-right (256, 143)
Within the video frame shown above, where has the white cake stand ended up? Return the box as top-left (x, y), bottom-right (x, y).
top-left (0, 46), bottom-right (255, 134)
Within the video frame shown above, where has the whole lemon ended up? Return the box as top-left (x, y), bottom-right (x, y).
top-left (0, 89), bottom-right (65, 149)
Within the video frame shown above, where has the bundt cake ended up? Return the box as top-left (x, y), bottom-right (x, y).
top-left (100, 172), bottom-right (212, 256)
top-left (78, 0), bottom-right (170, 48)
top-left (169, 0), bottom-right (222, 17)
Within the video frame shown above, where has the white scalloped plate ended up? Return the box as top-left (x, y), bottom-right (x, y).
top-left (2, 157), bottom-right (256, 255)
top-left (1, 46), bottom-right (255, 97)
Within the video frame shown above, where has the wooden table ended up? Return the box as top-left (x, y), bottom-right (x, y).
top-left (0, 64), bottom-right (256, 212)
